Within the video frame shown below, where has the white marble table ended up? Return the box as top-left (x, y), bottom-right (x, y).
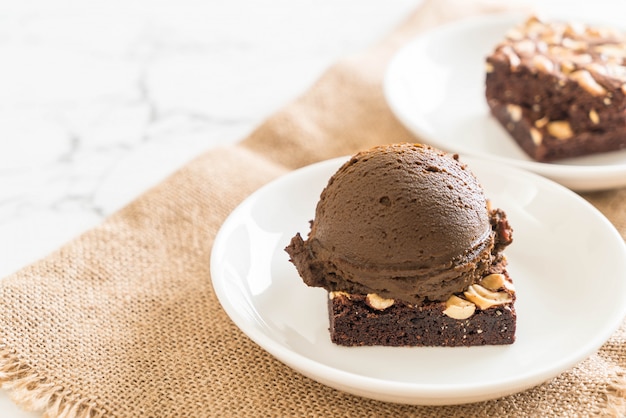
top-left (1, 0), bottom-right (624, 416)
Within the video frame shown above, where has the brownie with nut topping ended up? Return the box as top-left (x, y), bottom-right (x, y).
top-left (329, 272), bottom-right (516, 347)
top-left (485, 15), bottom-right (626, 161)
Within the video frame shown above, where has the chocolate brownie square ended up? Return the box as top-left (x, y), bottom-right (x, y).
top-left (328, 273), bottom-right (516, 347)
top-left (485, 15), bottom-right (626, 161)
top-left (328, 260), bottom-right (517, 347)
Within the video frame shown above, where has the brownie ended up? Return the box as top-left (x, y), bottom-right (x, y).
top-left (485, 15), bottom-right (626, 161)
top-left (328, 209), bottom-right (516, 347)
top-left (329, 289), bottom-right (516, 347)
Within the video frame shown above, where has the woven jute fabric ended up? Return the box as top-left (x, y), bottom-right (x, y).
top-left (1, 1), bottom-right (625, 417)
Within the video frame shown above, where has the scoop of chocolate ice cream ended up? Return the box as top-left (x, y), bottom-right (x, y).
top-left (285, 143), bottom-right (500, 305)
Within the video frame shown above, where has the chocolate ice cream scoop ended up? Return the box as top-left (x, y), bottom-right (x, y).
top-left (286, 143), bottom-right (499, 305)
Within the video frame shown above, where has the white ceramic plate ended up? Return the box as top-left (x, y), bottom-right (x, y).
top-left (211, 156), bottom-right (626, 405)
top-left (384, 13), bottom-right (626, 192)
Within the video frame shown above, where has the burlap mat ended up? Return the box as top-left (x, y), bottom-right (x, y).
top-left (1, 1), bottom-right (625, 417)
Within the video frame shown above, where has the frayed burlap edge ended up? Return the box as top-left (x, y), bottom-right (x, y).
top-left (602, 373), bottom-right (626, 417)
top-left (0, 348), bottom-right (106, 418)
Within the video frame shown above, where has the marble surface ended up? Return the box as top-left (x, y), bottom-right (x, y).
top-left (1, 0), bottom-right (625, 416)
top-left (0, 0), bottom-right (425, 281)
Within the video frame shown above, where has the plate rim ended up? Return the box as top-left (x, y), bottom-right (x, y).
top-left (383, 11), bottom-right (626, 191)
top-left (211, 155), bottom-right (626, 405)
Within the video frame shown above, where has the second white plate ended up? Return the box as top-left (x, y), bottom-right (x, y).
top-left (211, 155), bottom-right (626, 405)
top-left (384, 13), bottom-right (626, 191)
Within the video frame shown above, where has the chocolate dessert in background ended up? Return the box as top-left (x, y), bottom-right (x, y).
top-left (486, 15), bottom-right (626, 162)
